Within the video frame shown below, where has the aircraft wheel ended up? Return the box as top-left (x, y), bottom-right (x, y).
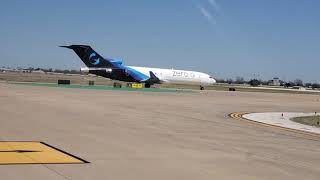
top-left (200, 86), bottom-right (204, 90)
top-left (145, 83), bottom-right (151, 88)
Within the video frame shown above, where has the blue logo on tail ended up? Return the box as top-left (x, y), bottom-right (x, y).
top-left (89, 52), bottom-right (100, 65)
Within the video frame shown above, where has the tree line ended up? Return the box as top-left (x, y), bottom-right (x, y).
top-left (216, 76), bottom-right (320, 89)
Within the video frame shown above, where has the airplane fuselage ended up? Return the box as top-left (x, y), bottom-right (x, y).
top-left (82, 66), bottom-right (216, 86)
top-left (128, 66), bottom-right (216, 85)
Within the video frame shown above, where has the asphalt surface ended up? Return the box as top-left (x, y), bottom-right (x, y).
top-left (0, 82), bottom-right (320, 180)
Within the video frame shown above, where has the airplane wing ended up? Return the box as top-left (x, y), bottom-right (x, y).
top-left (124, 68), bottom-right (160, 84)
top-left (124, 67), bottom-right (150, 82)
top-left (144, 71), bottom-right (161, 84)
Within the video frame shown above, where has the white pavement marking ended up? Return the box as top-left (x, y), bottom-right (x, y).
top-left (243, 112), bottom-right (320, 134)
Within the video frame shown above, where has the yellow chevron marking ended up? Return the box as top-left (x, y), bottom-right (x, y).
top-left (229, 112), bottom-right (248, 120)
top-left (0, 142), bottom-right (88, 165)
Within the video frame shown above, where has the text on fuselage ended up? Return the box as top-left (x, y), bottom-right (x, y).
top-left (172, 71), bottom-right (195, 78)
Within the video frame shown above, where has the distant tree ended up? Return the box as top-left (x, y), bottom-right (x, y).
top-left (284, 82), bottom-right (295, 88)
top-left (62, 70), bottom-right (70, 74)
top-left (261, 80), bottom-right (269, 85)
top-left (69, 69), bottom-right (80, 74)
top-left (305, 83), bottom-right (312, 88)
top-left (235, 76), bottom-right (245, 84)
top-left (41, 68), bottom-right (53, 72)
top-left (226, 78), bottom-right (233, 84)
top-left (312, 83), bottom-right (320, 89)
top-left (279, 80), bottom-right (286, 86)
top-left (294, 79), bottom-right (303, 86)
top-left (215, 79), bottom-right (225, 83)
top-left (248, 79), bottom-right (261, 87)
top-left (54, 69), bottom-right (63, 73)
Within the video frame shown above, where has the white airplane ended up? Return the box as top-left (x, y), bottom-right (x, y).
top-left (61, 45), bottom-right (216, 90)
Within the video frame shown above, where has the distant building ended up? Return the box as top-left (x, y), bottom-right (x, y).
top-left (268, 77), bottom-right (281, 86)
top-left (32, 70), bottom-right (45, 74)
top-left (292, 86), bottom-right (306, 91)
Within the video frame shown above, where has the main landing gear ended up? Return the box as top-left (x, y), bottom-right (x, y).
top-left (200, 86), bottom-right (204, 90)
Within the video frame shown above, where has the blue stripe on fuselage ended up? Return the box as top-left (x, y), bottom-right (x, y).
top-left (125, 66), bottom-right (149, 81)
top-left (108, 60), bottom-right (149, 82)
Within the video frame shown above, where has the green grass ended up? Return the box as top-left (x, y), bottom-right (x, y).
top-left (291, 115), bottom-right (320, 127)
top-left (11, 82), bottom-right (192, 93)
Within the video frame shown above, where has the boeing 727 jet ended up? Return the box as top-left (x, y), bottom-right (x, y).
top-left (60, 45), bottom-right (216, 89)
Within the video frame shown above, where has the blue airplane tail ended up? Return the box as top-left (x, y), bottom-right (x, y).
top-left (60, 45), bottom-right (114, 68)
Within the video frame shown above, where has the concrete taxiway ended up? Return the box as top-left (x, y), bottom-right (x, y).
top-left (0, 82), bottom-right (320, 180)
top-left (243, 112), bottom-right (320, 135)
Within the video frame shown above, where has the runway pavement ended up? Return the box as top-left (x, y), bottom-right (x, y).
top-left (0, 82), bottom-right (320, 180)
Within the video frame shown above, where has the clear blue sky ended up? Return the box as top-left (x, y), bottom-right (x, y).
top-left (1, 0), bottom-right (319, 82)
